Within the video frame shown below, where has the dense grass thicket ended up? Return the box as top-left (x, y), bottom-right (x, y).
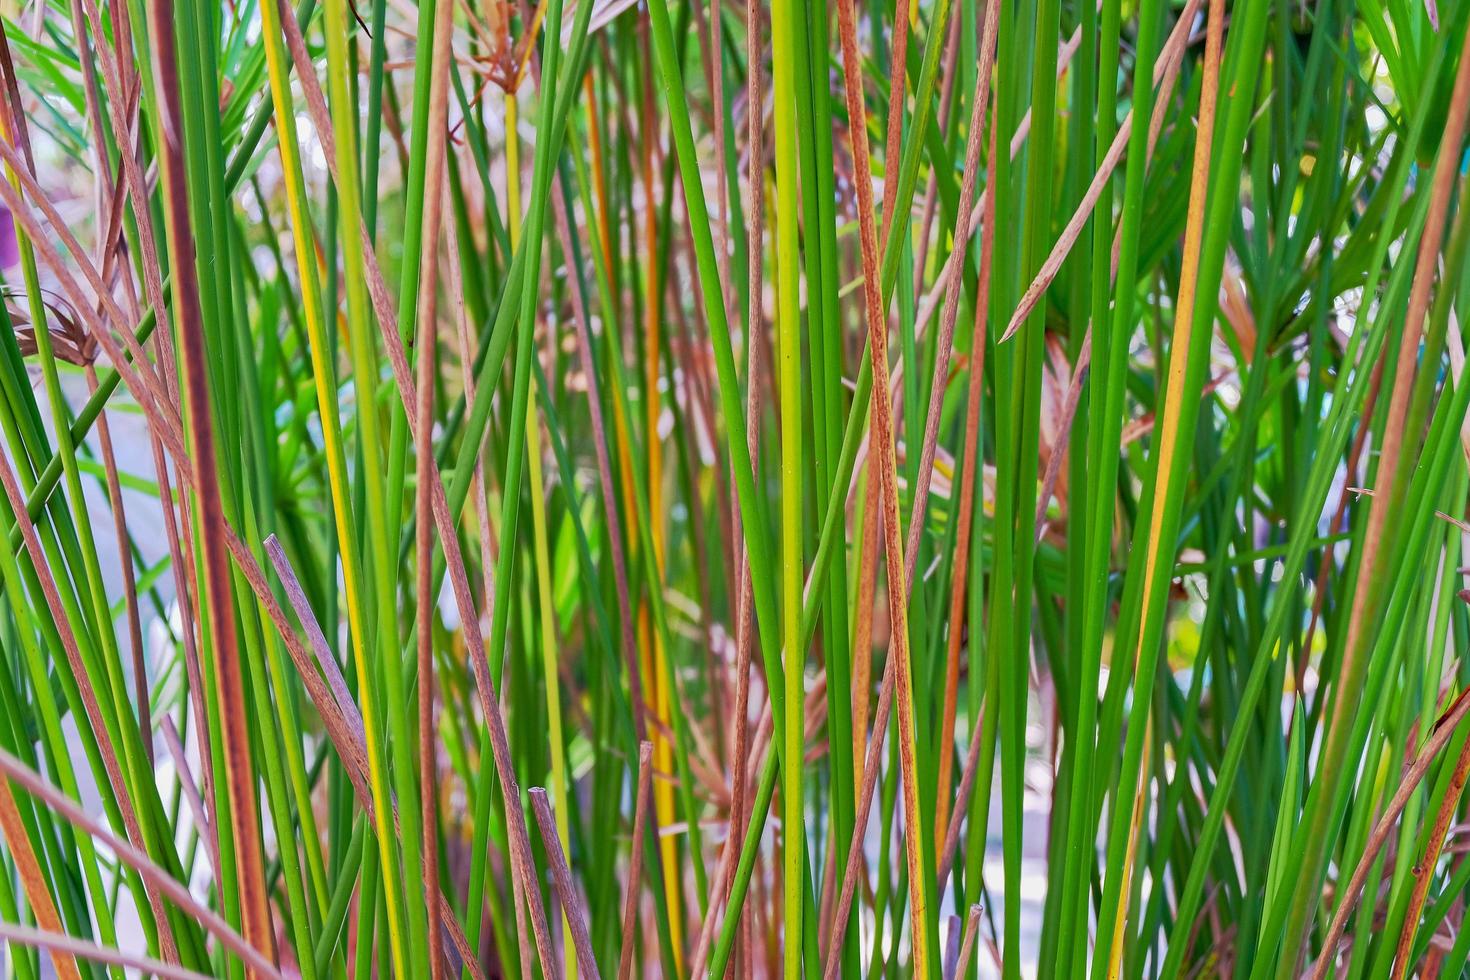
top-left (0, 0), bottom-right (1468, 975)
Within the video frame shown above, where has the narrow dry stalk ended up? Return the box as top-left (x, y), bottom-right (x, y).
top-left (619, 742), bottom-right (656, 980)
top-left (0, 774), bottom-right (82, 980)
top-left (1313, 685), bottom-right (1470, 978)
top-left (939, 700), bottom-right (989, 884)
top-left (0, 748), bottom-right (284, 980)
top-left (900, 0), bottom-right (1001, 593)
top-left (1390, 724), bottom-right (1470, 978)
top-left (263, 537), bottom-right (485, 979)
top-left (713, 2), bottom-right (768, 969)
top-left (1000, 0), bottom-right (1203, 344)
top-left (0, 922), bottom-right (211, 980)
top-left (83, 360), bottom-right (152, 765)
top-left (410, 4), bottom-right (459, 973)
top-left (851, 477), bottom-right (879, 775)
top-left (876, 0), bottom-right (910, 235)
top-left (954, 904), bottom-right (984, 980)
top-left (911, 9), bottom-right (965, 300)
top-left (160, 717), bottom-right (219, 883)
top-left (825, 0), bottom-right (932, 971)
top-left (530, 788), bottom-right (603, 979)
top-left (931, 0), bottom-right (1001, 846)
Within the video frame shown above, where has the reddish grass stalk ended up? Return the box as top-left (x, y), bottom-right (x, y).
top-left (0, 776), bottom-right (82, 980)
top-left (530, 788), bottom-right (603, 979)
top-left (620, 742), bottom-right (656, 980)
top-left (826, 0), bottom-right (936, 970)
top-left (411, 1), bottom-right (458, 973)
top-left (1336, 21), bottom-right (1470, 693)
top-left (1390, 718), bottom-right (1470, 978)
top-left (144, 1), bottom-right (276, 968)
top-left (263, 537), bottom-right (485, 977)
top-left (0, 747), bottom-right (283, 980)
top-left (1313, 684), bottom-right (1470, 977)
top-left (0, 922), bottom-right (213, 980)
top-left (927, 0), bottom-right (1001, 847)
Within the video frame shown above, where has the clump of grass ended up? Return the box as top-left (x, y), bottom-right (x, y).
top-left (0, 0), bottom-right (1468, 976)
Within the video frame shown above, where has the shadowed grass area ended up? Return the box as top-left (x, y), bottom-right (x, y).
top-left (0, 0), bottom-right (1467, 976)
